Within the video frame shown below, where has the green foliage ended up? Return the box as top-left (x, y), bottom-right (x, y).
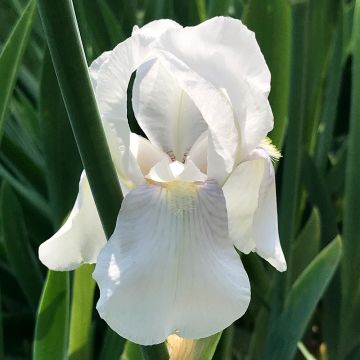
top-left (68, 265), bottom-right (96, 360)
top-left (264, 236), bottom-right (342, 360)
top-left (0, 0), bottom-right (359, 359)
top-left (33, 271), bottom-right (70, 360)
top-left (0, 182), bottom-right (43, 311)
top-left (0, 0), bottom-right (36, 141)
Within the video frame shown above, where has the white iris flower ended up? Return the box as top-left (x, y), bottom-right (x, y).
top-left (39, 17), bottom-right (286, 345)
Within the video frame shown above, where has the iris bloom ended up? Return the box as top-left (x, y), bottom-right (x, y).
top-left (39, 17), bottom-right (286, 345)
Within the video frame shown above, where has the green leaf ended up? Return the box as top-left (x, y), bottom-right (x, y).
top-left (303, 0), bottom-right (341, 153)
top-left (297, 342), bottom-right (316, 360)
top-left (213, 326), bottom-right (234, 360)
top-left (68, 264), bottom-right (96, 360)
top-left (291, 208), bottom-right (321, 282)
top-left (0, 290), bottom-right (3, 359)
top-left (302, 152), bottom-right (338, 246)
top-left (98, 1), bottom-right (125, 46)
top-left (99, 328), bottom-right (126, 360)
top-left (37, 0), bottom-right (123, 238)
top-left (243, 0), bottom-right (291, 148)
top-left (263, 236), bottom-right (342, 360)
top-left (0, 162), bottom-right (51, 220)
top-left (120, 341), bottom-right (142, 360)
top-left (339, 0), bottom-right (360, 356)
top-left (168, 333), bottom-right (221, 360)
top-left (144, 0), bottom-right (174, 23)
top-left (0, 0), bottom-right (36, 142)
top-left (277, 0), bottom-right (310, 305)
top-left (0, 182), bottom-right (43, 312)
top-left (315, 12), bottom-right (344, 171)
top-left (40, 51), bottom-right (82, 227)
top-left (72, 0), bottom-right (112, 61)
top-left (33, 271), bottom-right (70, 360)
top-left (207, 0), bottom-right (230, 17)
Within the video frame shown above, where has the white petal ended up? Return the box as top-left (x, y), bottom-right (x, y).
top-left (155, 17), bottom-right (273, 159)
top-left (251, 150), bottom-right (286, 271)
top-left (129, 133), bottom-right (169, 177)
top-left (146, 159), bottom-right (207, 183)
top-left (223, 149), bottom-right (286, 272)
top-left (132, 59), bottom-right (207, 161)
top-left (154, 51), bottom-right (239, 183)
top-left (94, 20), bottom-right (181, 187)
top-left (187, 131), bottom-right (208, 174)
top-left (96, 20), bottom-right (181, 123)
top-left (223, 159), bottom-right (265, 253)
top-left (89, 51), bottom-right (111, 89)
top-left (39, 172), bottom-right (106, 271)
top-left (93, 181), bottom-right (250, 345)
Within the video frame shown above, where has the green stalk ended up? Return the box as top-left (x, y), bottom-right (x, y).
top-left (36, 1), bottom-right (168, 358)
top-left (37, 0), bottom-right (122, 238)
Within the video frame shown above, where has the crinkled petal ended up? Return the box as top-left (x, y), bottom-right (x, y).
top-left (39, 172), bottom-right (106, 271)
top-left (89, 51), bottom-right (111, 89)
top-left (223, 159), bottom-right (265, 253)
top-left (133, 59), bottom-right (207, 161)
top-left (93, 180), bottom-right (250, 345)
top-left (154, 16), bottom-right (273, 160)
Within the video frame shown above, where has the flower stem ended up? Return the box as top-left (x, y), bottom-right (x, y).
top-left (37, 0), bottom-right (122, 238)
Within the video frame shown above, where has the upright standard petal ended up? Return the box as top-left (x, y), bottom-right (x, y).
top-left (93, 180), bottom-right (250, 345)
top-left (39, 172), bottom-right (106, 271)
top-left (155, 50), bottom-right (239, 183)
top-left (132, 59), bottom-right (207, 161)
top-left (154, 17), bottom-right (273, 160)
top-left (93, 20), bottom-right (182, 187)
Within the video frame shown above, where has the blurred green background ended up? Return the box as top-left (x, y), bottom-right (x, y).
top-left (0, 0), bottom-right (359, 359)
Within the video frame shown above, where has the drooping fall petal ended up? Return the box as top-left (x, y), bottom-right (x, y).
top-left (93, 180), bottom-right (250, 345)
top-left (39, 172), bottom-right (106, 271)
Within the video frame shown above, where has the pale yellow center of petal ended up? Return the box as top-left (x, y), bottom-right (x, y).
top-left (147, 179), bottom-right (198, 215)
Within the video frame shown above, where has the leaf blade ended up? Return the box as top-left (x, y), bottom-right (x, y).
top-left (0, 0), bottom-right (36, 142)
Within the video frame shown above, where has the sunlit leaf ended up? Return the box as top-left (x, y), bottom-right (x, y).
top-left (68, 264), bottom-right (96, 360)
top-left (264, 236), bottom-right (342, 360)
top-left (33, 271), bottom-right (69, 360)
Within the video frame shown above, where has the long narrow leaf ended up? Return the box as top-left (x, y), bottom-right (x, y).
top-left (0, 290), bottom-right (3, 359)
top-left (99, 328), bottom-right (126, 360)
top-left (68, 264), bottom-right (96, 360)
top-left (243, 0), bottom-right (291, 148)
top-left (40, 51), bottom-right (82, 226)
top-left (0, 182), bottom-right (43, 312)
top-left (340, 0), bottom-right (360, 356)
top-left (33, 271), bottom-right (70, 360)
top-left (0, 0), bottom-right (36, 141)
top-left (263, 236), bottom-right (342, 360)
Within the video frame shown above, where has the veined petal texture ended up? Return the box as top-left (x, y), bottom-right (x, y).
top-left (93, 180), bottom-right (250, 345)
